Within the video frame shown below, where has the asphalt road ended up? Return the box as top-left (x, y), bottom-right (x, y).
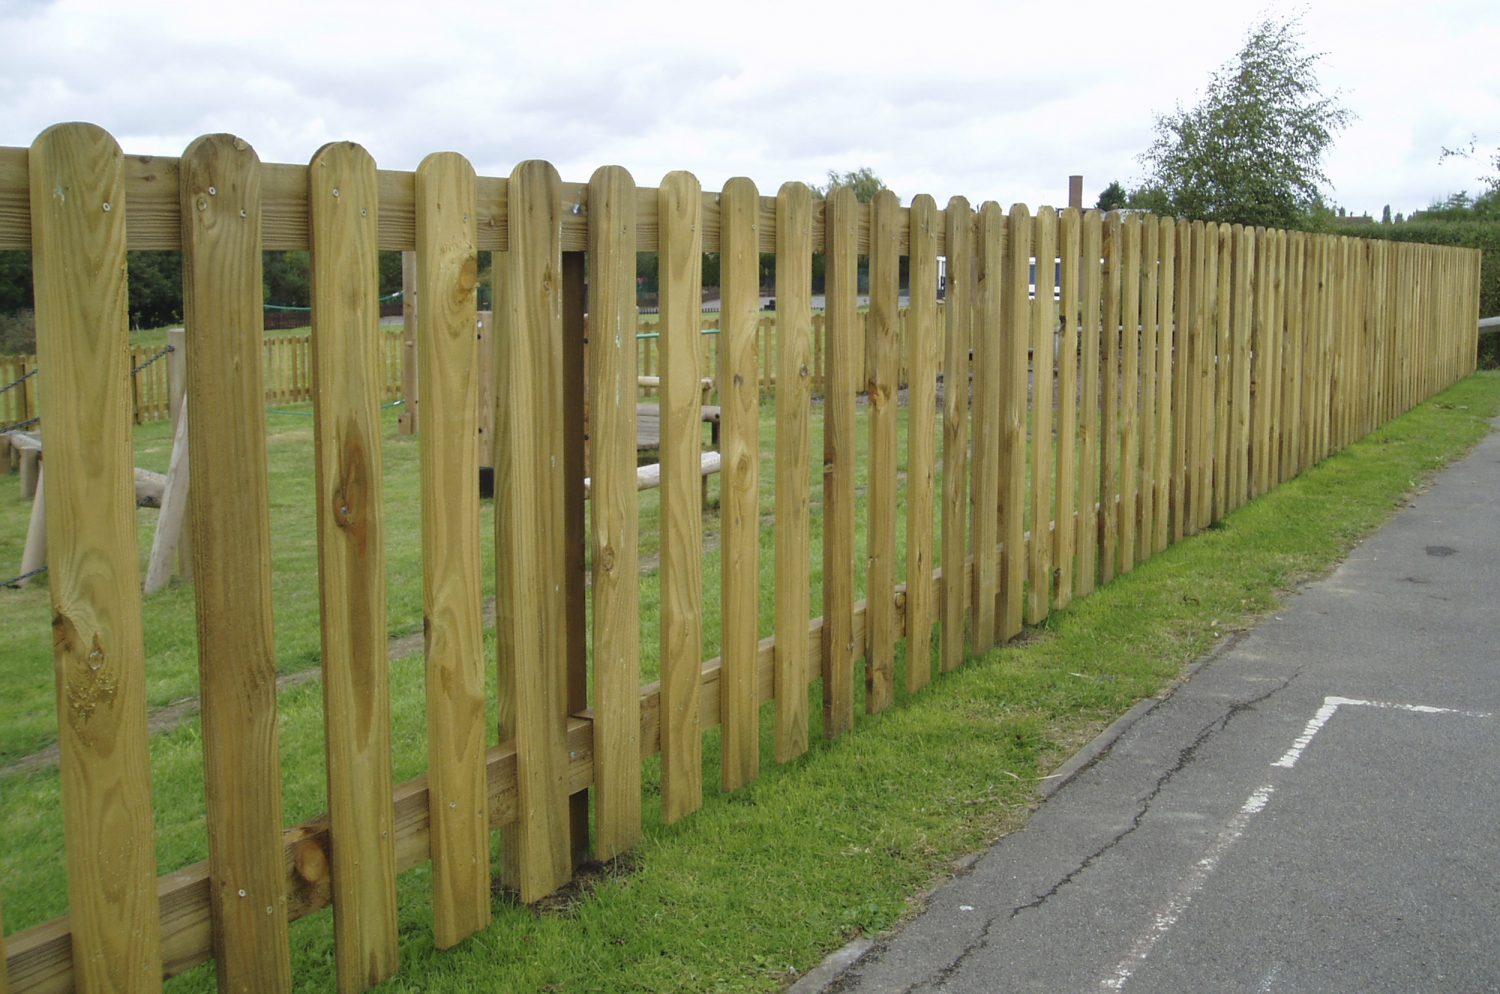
top-left (820, 417), bottom-right (1500, 994)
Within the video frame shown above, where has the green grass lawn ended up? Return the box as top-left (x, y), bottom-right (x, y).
top-left (3, 368), bottom-right (1496, 992)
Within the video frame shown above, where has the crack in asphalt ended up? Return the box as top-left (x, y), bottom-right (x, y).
top-left (888, 673), bottom-right (1298, 994)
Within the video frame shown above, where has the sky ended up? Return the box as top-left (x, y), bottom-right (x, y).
top-left (1, 0), bottom-right (1496, 218)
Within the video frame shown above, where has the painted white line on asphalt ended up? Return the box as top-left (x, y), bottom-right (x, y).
top-left (1272, 695), bottom-right (1493, 769)
top-left (1100, 784), bottom-right (1276, 991)
top-left (1099, 694), bottom-right (1493, 991)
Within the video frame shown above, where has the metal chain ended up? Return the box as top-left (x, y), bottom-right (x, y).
top-left (2, 565), bottom-right (46, 589)
top-left (130, 343), bottom-right (175, 375)
top-left (0, 367), bottom-right (37, 396)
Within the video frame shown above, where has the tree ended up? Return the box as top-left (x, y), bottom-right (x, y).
top-left (1136, 16), bottom-right (1352, 230)
top-left (816, 167), bottom-right (886, 203)
top-left (1096, 180), bottom-right (1128, 211)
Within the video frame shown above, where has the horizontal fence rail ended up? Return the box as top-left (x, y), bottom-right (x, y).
top-left (0, 124), bottom-right (1481, 994)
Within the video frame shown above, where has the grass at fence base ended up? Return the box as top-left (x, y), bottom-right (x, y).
top-left (0, 371), bottom-right (1486, 991)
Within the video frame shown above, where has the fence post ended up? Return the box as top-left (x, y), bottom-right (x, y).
top-left (398, 249), bottom-right (418, 435)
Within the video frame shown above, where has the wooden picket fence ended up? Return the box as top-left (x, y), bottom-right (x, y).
top-left (0, 124), bottom-right (1480, 994)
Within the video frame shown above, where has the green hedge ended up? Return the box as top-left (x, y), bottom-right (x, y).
top-left (1341, 219), bottom-right (1500, 319)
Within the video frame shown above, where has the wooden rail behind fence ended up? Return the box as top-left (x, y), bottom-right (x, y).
top-left (0, 125), bottom-right (1481, 994)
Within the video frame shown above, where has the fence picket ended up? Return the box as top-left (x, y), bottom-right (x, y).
top-left (413, 151), bottom-right (490, 944)
top-left (905, 194), bottom-right (939, 692)
top-left (940, 197), bottom-right (974, 672)
top-left (1053, 208), bottom-right (1081, 609)
top-left (1077, 211), bottom-right (1104, 594)
top-left (657, 171), bottom-right (705, 821)
top-left (1153, 217), bottom-right (1175, 554)
top-left (822, 187), bottom-right (859, 737)
top-left (1118, 213), bottom-right (1141, 574)
top-left (773, 181), bottom-right (813, 756)
top-left (720, 177), bottom-right (762, 787)
top-left (866, 190), bottom-right (900, 711)
top-left (29, 120), bottom-right (165, 994)
top-left (179, 133), bottom-right (293, 992)
top-left (1138, 215), bottom-right (1159, 563)
top-left (971, 202), bottom-right (1004, 648)
top-left (994, 204), bottom-right (1028, 641)
top-left (1027, 207), bottom-right (1056, 622)
top-left (1100, 212), bottom-right (1122, 580)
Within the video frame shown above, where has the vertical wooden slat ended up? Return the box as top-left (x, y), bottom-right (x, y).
top-left (1077, 211), bottom-right (1103, 595)
top-left (561, 249), bottom-right (590, 873)
top-left (1027, 207), bottom-right (1056, 623)
top-left (720, 177), bottom-right (761, 789)
top-left (1233, 225), bottom-right (1254, 509)
top-left (30, 121), bottom-right (165, 994)
top-left (414, 150), bottom-right (490, 946)
top-left (1053, 208), bottom-right (1080, 610)
top-left (1137, 215), bottom-right (1159, 563)
top-left (822, 187), bottom-right (858, 737)
top-left (657, 171), bottom-right (704, 821)
top-left (971, 202), bottom-right (1004, 648)
top-left (1117, 214), bottom-right (1140, 575)
top-left (1284, 232), bottom-right (1306, 480)
top-left (495, 159), bottom-right (573, 901)
top-left (773, 181), bottom-right (813, 758)
top-left (1251, 226), bottom-right (1272, 497)
top-left (1184, 221), bottom-right (1206, 532)
top-left (905, 194), bottom-right (939, 692)
top-left (1099, 212), bottom-right (1121, 580)
top-left (1153, 217), bottom-right (1175, 555)
top-left (308, 141), bottom-right (399, 992)
top-left (179, 133), bottom-right (292, 993)
top-left (587, 165), bottom-right (642, 857)
top-left (866, 189), bottom-right (900, 711)
top-left (1213, 224), bottom-right (1233, 521)
top-left (940, 198), bottom-right (974, 673)
top-left (994, 204), bottom-right (1027, 640)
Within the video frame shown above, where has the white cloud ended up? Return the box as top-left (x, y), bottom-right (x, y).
top-left (2, 0), bottom-right (1495, 215)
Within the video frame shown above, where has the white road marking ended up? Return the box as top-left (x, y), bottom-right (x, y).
top-left (1273, 696), bottom-right (1493, 769)
top-left (1099, 694), bottom-right (1493, 991)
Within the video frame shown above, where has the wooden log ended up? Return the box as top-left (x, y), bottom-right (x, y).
top-left (939, 197), bottom-right (974, 673)
top-left (773, 181), bottom-right (813, 758)
top-left (822, 186), bottom-right (858, 738)
top-left (865, 189), bottom-right (900, 713)
top-left (414, 151), bottom-right (491, 947)
top-left (17, 446), bottom-right (38, 499)
top-left (166, 327), bottom-right (192, 580)
top-left (719, 176), bottom-right (761, 789)
top-left (30, 120), bottom-right (164, 992)
top-left (656, 170), bottom-right (704, 822)
top-left (587, 164), bottom-right (642, 858)
top-left (904, 195), bottom-right (939, 693)
top-left (18, 467), bottom-right (44, 587)
top-left (143, 399), bottom-right (189, 595)
top-left (308, 140), bottom-right (400, 991)
top-left (178, 133), bottom-right (292, 993)
top-left (495, 160), bottom-right (574, 901)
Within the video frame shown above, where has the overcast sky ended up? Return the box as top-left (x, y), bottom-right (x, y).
top-left (2, 0), bottom-right (1496, 218)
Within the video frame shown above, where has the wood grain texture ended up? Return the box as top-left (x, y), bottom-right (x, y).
top-left (1053, 208), bottom-right (1080, 609)
top-left (1027, 207), bottom-right (1056, 623)
top-left (1117, 213), bottom-right (1140, 575)
top-left (940, 198), bottom-right (974, 673)
top-left (1137, 215), bottom-right (1159, 564)
top-left (773, 181), bottom-right (813, 758)
top-left (904, 194), bottom-right (939, 692)
top-left (1213, 223), bottom-right (1232, 523)
top-left (1099, 212), bottom-right (1122, 581)
top-left (1233, 225), bottom-right (1253, 509)
top-left (996, 204), bottom-right (1027, 641)
top-left (1197, 221), bottom-right (1218, 531)
top-left (496, 160), bottom-right (574, 901)
top-left (1077, 211), bottom-right (1103, 596)
top-left (179, 133), bottom-right (292, 994)
top-left (657, 171), bottom-right (705, 820)
top-left (29, 121), bottom-right (165, 994)
top-left (414, 151), bottom-right (491, 945)
top-left (308, 140), bottom-right (400, 992)
top-left (865, 189), bottom-right (900, 712)
top-left (969, 201), bottom-right (1002, 649)
top-left (822, 186), bottom-right (859, 738)
top-left (719, 177), bottom-right (762, 789)
top-left (1154, 218), bottom-right (1175, 555)
top-left (587, 165), bottom-right (643, 855)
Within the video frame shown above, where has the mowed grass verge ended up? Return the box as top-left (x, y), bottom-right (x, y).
top-left (0, 371), bottom-right (1496, 993)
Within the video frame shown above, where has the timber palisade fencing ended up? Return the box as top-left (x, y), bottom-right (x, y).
top-left (0, 123), bottom-right (1480, 994)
